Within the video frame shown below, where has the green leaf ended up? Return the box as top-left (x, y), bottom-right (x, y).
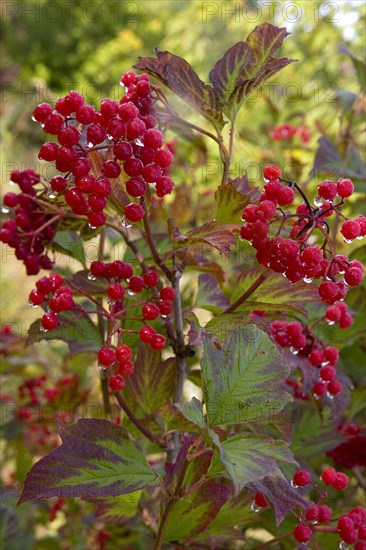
top-left (27, 311), bottom-right (102, 356)
top-left (209, 433), bottom-right (296, 494)
top-left (196, 274), bottom-right (229, 313)
top-left (176, 397), bottom-right (205, 430)
top-left (52, 230), bottom-right (86, 267)
top-left (201, 325), bottom-right (291, 426)
top-left (214, 181), bottom-right (251, 223)
top-left (18, 419), bottom-right (158, 504)
top-left (209, 23), bottom-right (295, 119)
top-left (92, 491), bottom-right (142, 521)
top-left (230, 268), bottom-right (318, 315)
top-left (312, 136), bottom-right (366, 184)
top-left (126, 343), bottom-right (177, 414)
top-left (134, 50), bottom-right (224, 129)
top-left (170, 220), bottom-right (240, 257)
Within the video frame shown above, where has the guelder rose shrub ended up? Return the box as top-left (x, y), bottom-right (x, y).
top-left (1, 24), bottom-right (365, 550)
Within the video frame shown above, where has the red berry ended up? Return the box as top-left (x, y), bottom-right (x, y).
top-left (139, 325), bottom-right (156, 344)
top-left (142, 163), bottom-right (162, 183)
top-left (88, 211), bottom-right (107, 228)
top-left (320, 366), bottom-right (336, 381)
top-left (155, 176), bottom-right (174, 197)
top-left (109, 374), bottom-right (125, 392)
top-left (29, 289), bottom-right (45, 306)
top-left (49, 273), bottom-right (63, 290)
top-left (88, 194), bottom-right (107, 212)
top-left (38, 142), bottom-right (59, 161)
top-left (337, 178), bottom-right (354, 198)
top-left (293, 524), bottom-right (313, 543)
top-left (154, 148), bottom-right (173, 168)
top-left (76, 104), bottom-right (95, 124)
top-left (110, 261), bottom-right (133, 280)
top-left (341, 220), bottom-right (361, 241)
top-left (308, 349), bottom-right (325, 366)
top-left (90, 261), bottom-right (107, 277)
top-left (305, 504), bottom-right (319, 522)
top-left (114, 141), bottom-right (133, 160)
top-left (107, 283), bottom-right (125, 301)
top-left (143, 270), bottom-right (160, 287)
top-left (98, 347), bottom-right (115, 367)
top-left (142, 303), bottom-right (159, 321)
top-left (344, 267), bottom-right (364, 286)
top-left (124, 157), bottom-right (143, 177)
top-left (118, 102), bottom-right (139, 122)
top-left (317, 180), bottom-right (337, 200)
top-left (121, 71), bottom-right (137, 86)
top-left (32, 102), bottom-right (53, 123)
top-left (43, 111), bottom-right (64, 134)
top-left (100, 98), bottom-right (118, 118)
top-left (150, 334), bottom-right (166, 350)
top-left (276, 186), bottom-right (295, 206)
top-left (254, 493), bottom-right (268, 508)
top-left (125, 203), bottom-right (145, 222)
top-left (126, 117), bottom-right (146, 140)
top-left (143, 128), bottom-right (164, 149)
top-left (327, 380), bottom-right (342, 396)
top-left (158, 300), bottom-right (173, 316)
top-left (160, 287), bottom-right (176, 301)
top-left (125, 177), bottom-right (146, 198)
top-left (129, 276), bottom-right (144, 293)
top-left (257, 200), bottom-right (277, 220)
top-left (50, 176), bottom-right (67, 193)
top-left (319, 281), bottom-right (340, 305)
top-left (3, 192), bottom-right (19, 208)
top-left (58, 292), bottom-right (74, 311)
top-left (58, 126), bottom-right (80, 147)
top-left (292, 469), bottom-right (311, 488)
top-left (318, 505), bottom-right (332, 524)
top-left (242, 204), bottom-right (258, 222)
top-left (93, 177), bottom-right (112, 197)
top-left (326, 305), bottom-right (341, 322)
top-left (117, 361), bottom-right (135, 376)
top-left (263, 165), bottom-right (282, 181)
top-left (355, 215), bottom-right (366, 237)
top-left (323, 346), bottom-right (339, 365)
top-left (115, 345), bottom-right (132, 363)
top-left (41, 313), bottom-right (59, 331)
top-left (87, 123), bottom-right (106, 145)
top-left (312, 380), bottom-right (327, 397)
top-left (321, 467), bottom-right (337, 485)
top-left (102, 160), bottom-right (121, 179)
top-left (36, 276), bottom-right (54, 295)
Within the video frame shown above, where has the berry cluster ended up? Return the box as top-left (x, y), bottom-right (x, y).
top-left (89, 260), bottom-right (176, 392)
top-left (327, 422), bottom-right (366, 469)
top-left (270, 321), bottom-right (344, 399)
top-left (270, 123), bottom-right (310, 143)
top-left (337, 508), bottom-right (366, 547)
top-left (240, 166), bottom-right (365, 309)
top-left (30, 71), bottom-right (174, 228)
top-left (0, 169), bottom-right (56, 274)
top-left (28, 273), bottom-right (74, 331)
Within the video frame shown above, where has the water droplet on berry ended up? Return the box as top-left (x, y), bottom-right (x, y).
top-left (135, 138), bottom-right (143, 146)
top-left (40, 123), bottom-right (45, 128)
top-left (161, 314), bottom-right (168, 319)
top-left (339, 540), bottom-right (351, 549)
top-left (239, 235), bottom-right (245, 242)
top-left (344, 238), bottom-right (354, 244)
top-left (310, 520), bottom-right (319, 525)
top-left (250, 502), bottom-right (261, 513)
top-left (87, 271), bottom-right (96, 281)
top-left (8, 180), bottom-right (15, 186)
top-left (321, 360), bottom-right (329, 366)
top-left (327, 320), bottom-right (336, 326)
top-left (28, 300), bottom-right (38, 308)
top-left (121, 216), bottom-right (132, 228)
top-left (47, 189), bottom-right (58, 199)
top-left (98, 364), bottom-right (107, 371)
top-left (290, 480), bottom-right (299, 488)
top-left (127, 289), bottom-right (135, 296)
top-left (303, 276), bottom-right (313, 283)
top-left (107, 297), bottom-right (116, 306)
top-left (39, 326), bottom-right (48, 333)
top-left (290, 346), bottom-right (299, 355)
top-left (1, 206), bottom-right (10, 214)
top-left (326, 391), bottom-right (335, 400)
top-left (88, 223), bottom-right (97, 229)
top-left (356, 235), bottom-right (364, 240)
top-left (314, 195), bottom-right (325, 207)
top-left (86, 141), bottom-right (94, 149)
top-left (31, 115), bottom-right (37, 122)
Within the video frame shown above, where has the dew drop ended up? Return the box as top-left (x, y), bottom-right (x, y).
top-left (339, 541), bottom-right (351, 549)
top-left (250, 502), bottom-right (261, 513)
top-left (47, 189), bottom-right (58, 199)
top-left (86, 141), bottom-right (94, 149)
top-left (135, 138), bottom-right (143, 146)
top-left (313, 393), bottom-right (321, 400)
top-left (1, 206), bottom-right (10, 214)
top-left (290, 480), bottom-right (299, 488)
top-left (239, 235), bottom-right (245, 242)
top-left (343, 238), bottom-right (354, 244)
top-left (28, 300), bottom-right (38, 308)
top-left (127, 289), bottom-right (135, 296)
top-left (87, 271), bottom-right (96, 281)
top-left (310, 520), bottom-right (319, 525)
top-left (88, 223), bottom-right (97, 229)
top-left (161, 314), bottom-right (168, 319)
top-left (321, 360), bottom-right (330, 366)
top-left (40, 123), bottom-right (45, 129)
top-left (8, 180), bottom-right (15, 186)
top-left (121, 216), bottom-right (132, 228)
top-left (327, 320), bottom-right (335, 326)
top-left (314, 195), bottom-right (325, 207)
top-left (39, 326), bottom-right (48, 333)
top-left (356, 235), bottom-right (364, 240)
top-left (290, 346), bottom-right (299, 355)
top-left (303, 276), bottom-right (314, 284)
top-left (31, 115), bottom-right (37, 122)
top-left (107, 297), bottom-right (116, 306)
top-left (98, 364), bottom-right (107, 371)
top-left (326, 391), bottom-right (335, 400)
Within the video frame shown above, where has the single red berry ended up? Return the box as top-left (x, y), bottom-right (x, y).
top-left (114, 140), bottom-right (133, 161)
top-left (337, 178), bottom-right (354, 198)
top-left (327, 379), bottom-right (342, 396)
top-left (126, 117), bottom-right (146, 140)
top-left (3, 192), bottom-right (19, 208)
top-left (110, 261), bottom-right (133, 280)
top-left (254, 493), bottom-right (268, 508)
top-left (323, 346), bottom-right (339, 365)
top-left (293, 524), bottom-right (313, 543)
top-left (155, 176), bottom-right (174, 197)
top-left (115, 344), bottom-right (133, 363)
top-left (58, 126), bottom-right (80, 147)
top-left (292, 469), bottom-right (311, 488)
top-left (88, 211), bottom-right (107, 228)
top-left (312, 380), bottom-right (327, 397)
top-left (117, 361), bottom-right (135, 376)
top-left (276, 186), bottom-right (295, 206)
top-left (29, 289), bottom-right (45, 306)
top-left (121, 71), bottom-right (137, 86)
top-left (143, 270), bottom-right (160, 287)
top-left (139, 325), bottom-right (156, 344)
top-left (109, 374), bottom-right (125, 392)
top-left (32, 102), bottom-right (53, 123)
top-left (90, 261), bottom-right (107, 277)
top-left (318, 505), bottom-right (332, 524)
top-left (87, 123), bottom-right (106, 145)
top-left (158, 300), bottom-right (173, 316)
top-left (75, 104), bottom-right (95, 124)
top-left (305, 504), bottom-right (320, 522)
top-left (355, 215), bottom-right (366, 237)
top-left (321, 467), bottom-right (337, 485)
top-left (118, 102), bottom-right (139, 122)
top-left (341, 220), bottom-right (361, 241)
top-left (154, 148), bottom-right (173, 168)
top-left (49, 273), bottom-right (63, 290)
top-left (142, 163), bottom-right (162, 183)
top-left (50, 175), bottom-right (67, 193)
top-left (129, 276), bottom-right (144, 293)
top-left (102, 160), bottom-right (121, 179)
top-left (36, 276), bottom-right (54, 295)
top-left (107, 283), bottom-right (125, 301)
top-left (93, 177), bottom-right (112, 197)
top-left (150, 334), bottom-right (166, 350)
top-left (88, 194), bottom-right (107, 212)
top-left (43, 111), bottom-right (65, 134)
top-left (100, 98), bottom-right (118, 118)
top-left (326, 305), bottom-right (341, 322)
top-left (125, 203), bottom-right (145, 222)
top-left (41, 313), bottom-right (59, 331)
top-left (263, 165), bottom-right (282, 181)
top-left (242, 204), bottom-right (258, 222)
top-left (344, 267), bottom-right (364, 286)
top-left (320, 366), bottom-right (336, 381)
top-left (317, 180), bottom-right (337, 200)
top-left (308, 349), bottom-right (325, 366)
top-left (160, 287), bottom-right (176, 301)
top-left (98, 347), bottom-right (115, 367)
top-left (125, 177), bottom-right (146, 198)
top-left (257, 200), bottom-right (277, 220)
top-left (38, 142), bottom-right (59, 161)
top-left (318, 281), bottom-right (340, 305)
top-left (142, 303), bottom-right (159, 321)
top-left (58, 292), bottom-right (74, 311)
top-left (124, 157), bottom-right (144, 177)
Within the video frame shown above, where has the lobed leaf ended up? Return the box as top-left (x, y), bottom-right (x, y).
top-left (19, 419), bottom-right (158, 504)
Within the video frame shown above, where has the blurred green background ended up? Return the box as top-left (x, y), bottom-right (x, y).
top-left (1, 0), bottom-right (365, 324)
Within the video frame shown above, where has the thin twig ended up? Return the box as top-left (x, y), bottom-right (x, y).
top-left (221, 269), bottom-right (268, 315)
top-left (114, 391), bottom-right (156, 443)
